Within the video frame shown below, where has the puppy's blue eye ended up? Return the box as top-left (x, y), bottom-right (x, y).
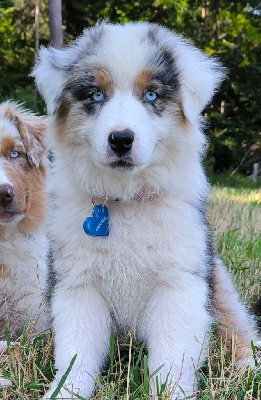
top-left (144, 91), bottom-right (158, 102)
top-left (10, 151), bottom-right (19, 158)
top-left (92, 91), bottom-right (104, 102)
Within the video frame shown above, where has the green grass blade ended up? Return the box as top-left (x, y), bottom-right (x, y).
top-left (110, 332), bottom-right (114, 371)
top-left (20, 319), bottom-right (29, 346)
top-left (50, 354), bottom-right (77, 399)
top-left (4, 326), bottom-right (11, 347)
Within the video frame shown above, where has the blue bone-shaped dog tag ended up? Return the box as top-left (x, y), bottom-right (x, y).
top-left (83, 204), bottom-right (109, 237)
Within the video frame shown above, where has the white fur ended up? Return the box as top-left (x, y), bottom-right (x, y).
top-left (33, 23), bottom-right (258, 399)
top-left (0, 161), bottom-right (10, 185)
top-left (0, 231), bottom-right (48, 333)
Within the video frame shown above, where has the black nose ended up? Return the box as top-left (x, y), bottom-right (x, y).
top-left (0, 184), bottom-right (15, 207)
top-left (108, 129), bottom-right (134, 156)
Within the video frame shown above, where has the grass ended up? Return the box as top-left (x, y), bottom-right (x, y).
top-left (0, 177), bottom-right (261, 399)
top-left (208, 185), bottom-right (261, 304)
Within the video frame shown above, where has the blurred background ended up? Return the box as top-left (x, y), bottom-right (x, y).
top-left (0, 0), bottom-right (260, 178)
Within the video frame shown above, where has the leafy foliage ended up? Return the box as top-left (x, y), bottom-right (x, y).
top-left (0, 0), bottom-right (260, 171)
top-left (0, 0), bottom-right (49, 109)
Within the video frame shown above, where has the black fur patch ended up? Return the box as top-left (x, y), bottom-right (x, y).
top-left (143, 45), bottom-right (180, 116)
top-left (68, 75), bottom-right (106, 115)
top-left (150, 48), bottom-right (180, 97)
top-left (69, 75), bottom-right (96, 101)
top-left (146, 26), bottom-right (160, 47)
top-left (45, 247), bottom-right (56, 305)
top-left (253, 297), bottom-right (261, 318)
top-left (194, 201), bottom-right (216, 312)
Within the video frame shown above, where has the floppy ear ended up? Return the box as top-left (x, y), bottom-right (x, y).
top-left (31, 43), bottom-right (83, 115)
top-left (14, 114), bottom-right (47, 168)
top-left (31, 47), bottom-right (70, 115)
top-left (4, 102), bottom-right (47, 168)
top-left (176, 42), bottom-right (226, 123)
top-left (32, 25), bottom-right (105, 115)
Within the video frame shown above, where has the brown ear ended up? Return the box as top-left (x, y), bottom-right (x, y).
top-left (14, 115), bottom-right (47, 168)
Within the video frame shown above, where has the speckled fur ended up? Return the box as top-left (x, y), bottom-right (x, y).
top-left (33, 22), bottom-right (259, 399)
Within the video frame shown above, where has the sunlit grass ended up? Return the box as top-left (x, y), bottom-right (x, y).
top-left (209, 185), bottom-right (261, 304)
top-left (211, 187), bottom-right (261, 205)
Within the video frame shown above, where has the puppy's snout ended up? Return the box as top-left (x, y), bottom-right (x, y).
top-left (108, 129), bottom-right (134, 156)
top-left (0, 184), bottom-right (15, 207)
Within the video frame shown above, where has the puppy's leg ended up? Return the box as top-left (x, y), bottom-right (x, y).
top-left (141, 279), bottom-right (210, 399)
top-left (213, 259), bottom-right (259, 363)
top-left (43, 285), bottom-right (111, 399)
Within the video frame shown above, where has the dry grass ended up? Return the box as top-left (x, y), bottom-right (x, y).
top-left (209, 186), bottom-right (261, 304)
top-left (0, 184), bottom-right (261, 399)
top-left (0, 329), bottom-right (53, 399)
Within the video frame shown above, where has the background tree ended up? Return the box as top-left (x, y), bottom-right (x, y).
top-left (48, 0), bottom-right (63, 47)
top-left (0, 0), bottom-right (260, 173)
top-left (0, 0), bottom-right (49, 109)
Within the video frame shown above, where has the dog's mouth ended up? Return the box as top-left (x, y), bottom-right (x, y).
top-left (0, 211), bottom-right (23, 224)
top-left (110, 160), bottom-right (134, 169)
top-left (107, 154), bottom-right (135, 170)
